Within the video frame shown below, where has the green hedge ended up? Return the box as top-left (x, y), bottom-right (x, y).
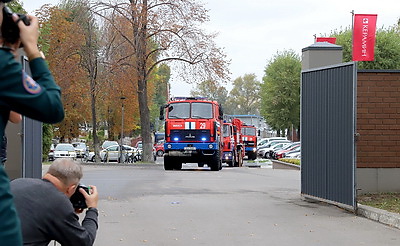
top-left (279, 158), bottom-right (300, 166)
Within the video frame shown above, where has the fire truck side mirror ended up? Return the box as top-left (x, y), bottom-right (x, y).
top-left (159, 105), bottom-right (165, 121)
top-left (218, 104), bottom-right (224, 120)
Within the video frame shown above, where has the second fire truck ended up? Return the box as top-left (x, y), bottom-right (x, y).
top-left (222, 118), bottom-right (244, 167)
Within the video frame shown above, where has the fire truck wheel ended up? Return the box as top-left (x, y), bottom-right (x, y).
top-left (248, 152), bottom-right (257, 160)
top-left (164, 156), bottom-right (174, 170)
top-left (210, 152), bottom-right (221, 171)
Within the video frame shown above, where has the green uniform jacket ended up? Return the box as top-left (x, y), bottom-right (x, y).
top-left (0, 48), bottom-right (65, 245)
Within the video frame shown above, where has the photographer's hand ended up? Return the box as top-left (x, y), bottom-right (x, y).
top-left (80, 185), bottom-right (98, 209)
top-left (12, 13), bottom-right (41, 61)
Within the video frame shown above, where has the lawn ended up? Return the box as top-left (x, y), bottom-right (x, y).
top-left (358, 193), bottom-right (400, 214)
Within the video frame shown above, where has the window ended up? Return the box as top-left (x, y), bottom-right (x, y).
top-left (241, 127), bottom-right (256, 136)
top-left (222, 124), bottom-right (231, 137)
top-left (168, 103), bottom-right (190, 119)
top-left (191, 102), bottom-right (212, 119)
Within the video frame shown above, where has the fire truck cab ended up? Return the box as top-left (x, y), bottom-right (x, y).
top-left (222, 118), bottom-right (244, 167)
top-left (160, 97), bottom-right (223, 171)
top-left (241, 124), bottom-right (257, 160)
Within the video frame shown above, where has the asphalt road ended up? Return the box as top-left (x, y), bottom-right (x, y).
top-left (68, 159), bottom-right (400, 246)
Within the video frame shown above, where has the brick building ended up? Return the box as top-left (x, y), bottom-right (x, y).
top-left (357, 70), bottom-right (400, 193)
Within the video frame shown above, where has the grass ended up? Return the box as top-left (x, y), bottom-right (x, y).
top-left (278, 158), bottom-right (300, 165)
top-left (358, 193), bottom-right (400, 214)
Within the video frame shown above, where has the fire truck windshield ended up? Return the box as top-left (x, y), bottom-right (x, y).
top-left (241, 127), bottom-right (256, 136)
top-left (168, 103), bottom-right (190, 119)
top-left (168, 102), bottom-right (213, 119)
top-left (222, 124), bottom-right (231, 137)
top-left (191, 103), bottom-right (212, 119)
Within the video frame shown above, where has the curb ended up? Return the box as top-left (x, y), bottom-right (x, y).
top-left (271, 160), bottom-right (301, 170)
top-left (357, 203), bottom-right (400, 230)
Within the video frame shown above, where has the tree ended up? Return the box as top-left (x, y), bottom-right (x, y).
top-left (7, 0), bottom-right (25, 13)
top-left (37, 5), bottom-right (89, 142)
top-left (150, 64), bottom-right (170, 132)
top-left (329, 24), bottom-right (400, 69)
top-left (190, 80), bottom-right (228, 107)
top-left (261, 50), bottom-right (301, 136)
top-left (59, 0), bottom-right (104, 160)
top-left (225, 74), bottom-right (260, 115)
top-left (92, 0), bottom-right (229, 162)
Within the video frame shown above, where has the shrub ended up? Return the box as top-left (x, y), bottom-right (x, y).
top-left (278, 158), bottom-right (300, 166)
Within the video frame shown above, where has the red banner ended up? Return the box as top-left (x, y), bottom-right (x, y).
top-left (352, 14), bottom-right (377, 61)
top-left (316, 37), bottom-right (336, 44)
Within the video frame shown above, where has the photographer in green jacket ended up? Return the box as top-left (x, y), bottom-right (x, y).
top-left (0, 1), bottom-right (65, 244)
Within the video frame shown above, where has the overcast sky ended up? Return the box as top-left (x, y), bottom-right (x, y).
top-left (23, 0), bottom-right (400, 96)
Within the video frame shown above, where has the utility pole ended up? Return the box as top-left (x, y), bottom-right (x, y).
top-left (119, 96), bottom-right (126, 163)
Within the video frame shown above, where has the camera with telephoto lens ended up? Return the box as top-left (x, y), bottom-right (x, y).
top-left (1, 6), bottom-right (30, 45)
top-left (70, 184), bottom-right (90, 209)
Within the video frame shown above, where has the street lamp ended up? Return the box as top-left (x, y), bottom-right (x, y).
top-left (119, 96), bottom-right (126, 163)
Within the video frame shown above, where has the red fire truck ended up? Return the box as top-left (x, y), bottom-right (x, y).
top-left (222, 118), bottom-right (244, 167)
top-left (159, 97), bottom-right (224, 171)
top-left (241, 124), bottom-right (257, 160)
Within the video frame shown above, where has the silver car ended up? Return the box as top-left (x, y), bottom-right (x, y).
top-left (53, 143), bottom-right (77, 160)
top-left (100, 145), bottom-right (137, 162)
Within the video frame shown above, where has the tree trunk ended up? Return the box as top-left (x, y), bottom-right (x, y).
top-left (136, 0), bottom-right (153, 162)
top-left (138, 78), bottom-right (153, 162)
top-left (90, 83), bottom-right (100, 162)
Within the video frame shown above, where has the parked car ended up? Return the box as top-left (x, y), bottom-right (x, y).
top-left (257, 139), bottom-right (290, 149)
top-left (48, 143), bottom-right (55, 161)
top-left (135, 141), bottom-right (157, 161)
top-left (53, 143), bottom-right (77, 160)
top-left (72, 142), bottom-right (89, 159)
top-left (100, 144), bottom-right (137, 162)
top-left (272, 143), bottom-right (301, 160)
top-left (102, 140), bottom-right (119, 149)
top-left (258, 141), bottom-right (291, 158)
top-left (257, 137), bottom-right (287, 147)
top-left (284, 149), bottom-right (301, 159)
top-left (257, 140), bottom-right (291, 158)
top-left (154, 140), bottom-right (164, 157)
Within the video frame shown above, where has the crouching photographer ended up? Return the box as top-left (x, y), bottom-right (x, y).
top-left (10, 158), bottom-right (99, 246)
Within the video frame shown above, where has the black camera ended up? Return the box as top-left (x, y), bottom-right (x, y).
top-left (70, 184), bottom-right (90, 209)
top-left (1, 6), bottom-right (30, 44)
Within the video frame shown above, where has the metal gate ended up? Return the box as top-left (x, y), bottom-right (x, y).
top-left (301, 62), bottom-right (357, 211)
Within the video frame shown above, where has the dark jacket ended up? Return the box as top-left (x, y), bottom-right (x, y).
top-left (0, 48), bottom-right (65, 245)
top-left (10, 179), bottom-right (98, 246)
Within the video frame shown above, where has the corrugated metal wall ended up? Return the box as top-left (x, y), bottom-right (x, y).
top-left (301, 62), bottom-right (357, 211)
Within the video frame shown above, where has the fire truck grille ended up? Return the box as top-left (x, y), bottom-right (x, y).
top-left (170, 129), bottom-right (211, 142)
top-left (243, 141), bottom-right (255, 146)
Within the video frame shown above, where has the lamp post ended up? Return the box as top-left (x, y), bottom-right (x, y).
top-left (119, 96), bottom-right (126, 163)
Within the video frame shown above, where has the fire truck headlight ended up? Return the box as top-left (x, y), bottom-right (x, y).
top-left (201, 137), bottom-right (207, 141)
top-left (167, 144), bottom-right (172, 149)
top-left (253, 148), bottom-right (257, 152)
top-left (173, 137), bottom-right (179, 141)
top-left (208, 144), bottom-right (213, 149)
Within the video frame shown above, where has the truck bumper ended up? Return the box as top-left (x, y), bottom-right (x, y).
top-left (222, 151), bottom-right (233, 161)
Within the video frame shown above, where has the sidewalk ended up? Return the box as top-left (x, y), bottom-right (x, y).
top-left (357, 203), bottom-right (400, 230)
top-left (269, 162), bottom-right (400, 230)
